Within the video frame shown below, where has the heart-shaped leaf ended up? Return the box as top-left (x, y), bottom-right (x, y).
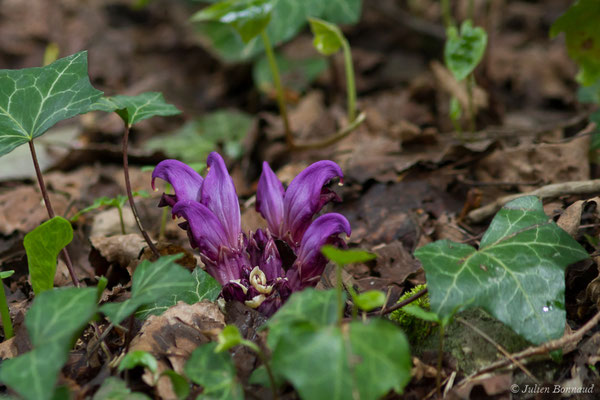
top-left (191, 0), bottom-right (274, 43)
top-left (550, 0), bottom-right (600, 86)
top-left (444, 20), bottom-right (487, 82)
top-left (415, 196), bottom-right (588, 344)
top-left (184, 342), bottom-right (244, 400)
top-left (100, 255), bottom-right (194, 325)
top-left (321, 245), bottom-right (376, 266)
top-left (0, 51), bottom-right (103, 157)
top-left (119, 350), bottom-right (158, 373)
top-left (271, 318), bottom-right (411, 400)
top-left (24, 217), bottom-right (73, 295)
top-left (309, 18), bottom-right (345, 56)
top-left (95, 92), bottom-right (180, 127)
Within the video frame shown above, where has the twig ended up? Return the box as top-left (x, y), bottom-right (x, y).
top-left (122, 124), bottom-right (160, 258)
top-left (372, 288), bottom-right (428, 316)
top-left (456, 317), bottom-right (538, 382)
top-left (466, 179), bottom-right (600, 223)
top-left (29, 140), bottom-right (80, 287)
top-left (461, 309), bottom-right (600, 382)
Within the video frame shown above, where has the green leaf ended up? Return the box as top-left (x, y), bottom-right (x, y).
top-left (0, 288), bottom-right (97, 400)
top-left (96, 276), bottom-right (108, 302)
top-left (95, 92), bottom-right (181, 127)
top-left (24, 216), bottom-right (73, 295)
top-left (353, 290), bottom-right (386, 311)
top-left (0, 51), bottom-right (103, 157)
top-left (401, 304), bottom-right (440, 323)
top-left (191, 0), bottom-right (274, 43)
top-left (118, 350), bottom-right (158, 373)
top-left (321, 245), bottom-right (376, 266)
top-left (160, 371), bottom-right (190, 400)
top-left (449, 96), bottom-right (462, 121)
top-left (135, 267), bottom-right (221, 319)
top-left (184, 343), bottom-right (244, 400)
top-left (252, 53), bottom-right (327, 93)
top-left (144, 109), bottom-right (253, 163)
top-left (92, 377), bottom-right (151, 400)
top-left (0, 270), bottom-right (14, 279)
top-left (70, 192), bottom-right (148, 223)
top-left (100, 255), bottom-right (194, 325)
top-left (215, 325), bottom-right (243, 353)
top-left (266, 288), bottom-right (339, 348)
top-left (444, 20), bottom-right (487, 82)
top-left (193, 0), bottom-right (360, 63)
top-left (551, 0), bottom-right (600, 86)
top-left (309, 18), bottom-right (345, 56)
top-left (415, 196), bottom-right (589, 344)
top-left (271, 319), bottom-right (411, 400)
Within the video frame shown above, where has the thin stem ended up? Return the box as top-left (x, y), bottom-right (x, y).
top-left (341, 39), bottom-right (356, 122)
top-left (117, 206), bottom-right (126, 235)
top-left (436, 324), bottom-right (445, 397)
top-left (441, 0), bottom-right (454, 29)
top-left (261, 30), bottom-right (293, 148)
top-left (374, 287), bottom-right (428, 316)
top-left (256, 348), bottom-right (279, 400)
top-left (290, 112), bottom-right (366, 151)
top-left (336, 264), bottom-right (344, 326)
top-left (28, 140), bottom-right (80, 287)
top-left (122, 124), bottom-right (160, 258)
top-left (467, 73), bottom-right (476, 134)
top-left (0, 281), bottom-right (13, 340)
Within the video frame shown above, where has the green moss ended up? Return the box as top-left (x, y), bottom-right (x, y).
top-left (389, 284), bottom-right (432, 343)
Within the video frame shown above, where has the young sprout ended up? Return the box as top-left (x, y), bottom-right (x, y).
top-left (0, 271), bottom-right (15, 340)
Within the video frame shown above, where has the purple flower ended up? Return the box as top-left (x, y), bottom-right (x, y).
top-left (152, 152), bottom-right (350, 316)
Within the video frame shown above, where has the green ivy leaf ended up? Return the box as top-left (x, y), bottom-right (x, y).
top-left (193, 0), bottom-right (360, 63)
top-left (100, 255), bottom-right (194, 325)
top-left (135, 267), bottom-right (221, 319)
top-left (444, 20), bottom-right (487, 82)
top-left (144, 110), bottom-right (253, 163)
top-left (184, 343), bottom-right (244, 400)
top-left (0, 51), bottom-right (103, 157)
top-left (24, 216), bottom-right (73, 295)
top-left (321, 245), bottom-right (376, 266)
top-left (95, 92), bottom-right (181, 127)
top-left (191, 0), bottom-right (274, 43)
top-left (271, 319), bottom-right (411, 400)
top-left (216, 325), bottom-right (244, 352)
top-left (92, 377), bottom-right (151, 400)
top-left (0, 288), bottom-right (97, 400)
top-left (415, 196), bottom-right (589, 344)
top-left (309, 18), bottom-right (345, 56)
top-left (0, 270), bottom-right (14, 279)
top-left (551, 0), bottom-right (600, 86)
top-left (118, 350), bottom-right (158, 373)
top-left (160, 371), bottom-right (190, 400)
top-left (353, 290), bottom-right (386, 312)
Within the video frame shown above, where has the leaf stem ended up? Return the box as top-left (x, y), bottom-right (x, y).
top-left (341, 39), bottom-right (356, 122)
top-left (374, 287), bottom-right (428, 316)
top-left (117, 205), bottom-right (126, 235)
top-left (28, 140), bottom-right (80, 287)
top-left (441, 0), bottom-right (454, 29)
top-left (467, 73), bottom-right (476, 134)
top-left (261, 30), bottom-right (293, 149)
top-left (241, 339), bottom-right (278, 400)
top-left (336, 264), bottom-right (344, 326)
top-left (290, 112), bottom-right (366, 151)
top-left (0, 280), bottom-right (13, 340)
top-left (122, 124), bottom-right (161, 258)
top-left (436, 324), bottom-right (445, 397)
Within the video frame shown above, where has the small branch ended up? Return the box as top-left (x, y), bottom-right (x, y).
top-left (122, 124), bottom-right (160, 258)
top-left (290, 112), bottom-right (366, 151)
top-left (374, 288), bottom-right (428, 316)
top-left (466, 179), bottom-right (600, 223)
top-left (28, 140), bottom-right (80, 287)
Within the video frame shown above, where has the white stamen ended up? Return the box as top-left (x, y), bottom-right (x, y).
top-left (245, 294), bottom-right (267, 308)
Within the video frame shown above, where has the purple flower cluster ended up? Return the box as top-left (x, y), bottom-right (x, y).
top-left (152, 152), bottom-right (351, 316)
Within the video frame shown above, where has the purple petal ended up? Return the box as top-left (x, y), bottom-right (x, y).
top-left (152, 160), bottom-right (203, 204)
top-left (289, 213), bottom-right (351, 289)
top-left (215, 247), bottom-right (251, 286)
top-left (248, 230), bottom-right (285, 281)
top-left (172, 200), bottom-right (228, 262)
top-left (283, 161), bottom-right (344, 246)
top-left (202, 152), bottom-right (241, 249)
top-left (256, 162), bottom-right (285, 237)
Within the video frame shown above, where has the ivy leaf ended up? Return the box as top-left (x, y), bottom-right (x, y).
top-left (0, 288), bottom-right (97, 400)
top-left (353, 290), bottom-right (386, 312)
top-left (144, 110), bottom-right (253, 163)
top-left (92, 377), bottom-right (151, 400)
top-left (308, 18), bottom-right (345, 56)
top-left (321, 245), bottom-right (376, 266)
top-left (550, 0), bottom-right (600, 86)
top-left (95, 92), bottom-right (181, 127)
top-left (184, 343), bottom-right (244, 400)
top-left (118, 350), bottom-right (158, 373)
top-left (0, 51), bottom-right (103, 157)
top-left (24, 217), bottom-right (73, 295)
top-left (160, 371), bottom-right (190, 400)
top-left (193, 0), bottom-right (360, 63)
top-left (444, 20), bottom-right (487, 82)
top-left (135, 267), bottom-right (221, 319)
top-left (271, 319), bottom-right (411, 400)
top-left (191, 0), bottom-right (274, 43)
top-left (415, 196), bottom-right (589, 344)
top-left (100, 255), bottom-right (194, 325)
